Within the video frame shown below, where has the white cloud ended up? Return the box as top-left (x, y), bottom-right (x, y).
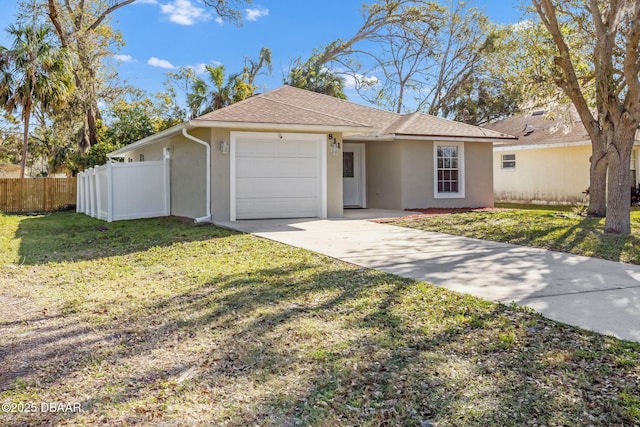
top-left (114, 54), bottom-right (133, 63)
top-left (512, 20), bottom-right (533, 32)
top-left (343, 73), bottom-right (380, 90)
top-left (192, 63), bottom-right (208, 74)
top-left (245, 7), bottom-right (269, 22)
top-left (191, 60), bottom-right (223, 74)
top-left (160, 0), bottom-right (211, 25)
top-left (147, 57), bottom-right (176, 69)
top-left (215, 16), bottom-right (224, 25)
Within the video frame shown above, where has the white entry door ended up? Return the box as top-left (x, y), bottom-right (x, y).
top-left (343, 143), bottom-right (366, 208)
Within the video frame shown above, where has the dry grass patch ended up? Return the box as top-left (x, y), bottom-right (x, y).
top-left (0, 212), bottom-right (638, 426)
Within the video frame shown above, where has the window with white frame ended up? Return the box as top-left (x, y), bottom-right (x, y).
top-left (434, 142), bottom-right (465, 198)
top-left (502, 153), bottom-right (516, 169)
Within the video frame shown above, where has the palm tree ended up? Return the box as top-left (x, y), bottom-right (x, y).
top-left (187, 65), bottom-right (229, 118)
top-left (0, 24), bottom-right (73, 178)
top-left (286, 62), bottom-right (347, 100)
top-left (187, 48), bottom-right (273, 118)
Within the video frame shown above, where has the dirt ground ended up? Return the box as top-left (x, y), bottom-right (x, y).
top-left (372, 207), bottom-right (503, 223)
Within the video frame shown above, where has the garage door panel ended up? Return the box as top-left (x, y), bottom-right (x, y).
top-left (236, 177), bottom-right (318, 198)
top-left (234, 134), bottom-right (323, 220)
top-left (236, 198), bottom-right (317, 219)
top-left (236, 157), bottom-right (318, 178)
top-left (236, 140), bottom-right (318, 157)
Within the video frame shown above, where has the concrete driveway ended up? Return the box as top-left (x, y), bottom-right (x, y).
top-left (216, 209), bottom-right (640, 343)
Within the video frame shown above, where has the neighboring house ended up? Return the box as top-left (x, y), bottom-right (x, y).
top-left (487, 108), bottom-right (640, 205)
top-left (95, 86), bottom-right (514, 222)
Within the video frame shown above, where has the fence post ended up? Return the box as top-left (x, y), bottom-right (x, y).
top-left (163, 157), bottom-right (171, 216)
top-left (88, 168), bottom-right (96, 218)
top-left (107, 162), bottom-right (114, 222)
top-left (42, 178), bottom-right (50, 211)
top-left (16, 179), bottom-right (22, 213)
top-left (84, 172), bottom-right (90, 214)
top-left (77, 172), bottom-right (82, 212)
top-left (96, 166), bottom-right (102, 220)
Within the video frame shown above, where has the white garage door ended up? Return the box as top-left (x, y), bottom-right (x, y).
top-left (232, 132), bottom-right (326, 220)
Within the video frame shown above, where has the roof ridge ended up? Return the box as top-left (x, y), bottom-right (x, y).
top-left (413, 111), bottom-right (510, 138)
top-left (392, 112), bottom-right (422, 134)
top-left (262, 90), bottom-right (374, 128)
top-left (191, 87), bottom-right (279, 120)
top-left (281, 85), bottom-right (401, 120)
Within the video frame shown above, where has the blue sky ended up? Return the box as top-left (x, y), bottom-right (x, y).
top-left (0, 0), bottom-right (526, 105)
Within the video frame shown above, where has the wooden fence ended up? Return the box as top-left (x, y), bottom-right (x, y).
top-left (0, 178), bottom-right (77, 213)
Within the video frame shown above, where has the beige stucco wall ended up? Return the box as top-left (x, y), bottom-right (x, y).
top-left (362, 139), bottom-right (494, 210)
top-left (327, 133), bottom-right (344, 217)
top-left (399, 140), bottom-right (431, 209)
top-left (493, 145), bottom-right (591, 205)
top-left (364, 140), bottom-right (402, 209)
top-left (400, 140), bottom-right (493, 209)
top-left (126, 143), bottom-right (165, 162)
top-left (120, 128), bottom-right (342, 222)
top-left (210, 128), bottom-right (343, 221)
top-left (210, 128), bottom-right (231, 221)
top-left (171, 128), bottom-right (208, 219)
top-left (118, 129), bottom-right (209, 219)
top-left (119, 131), bottom-right (495, 220)
top-left (460, 141), bottom-right (494, 208)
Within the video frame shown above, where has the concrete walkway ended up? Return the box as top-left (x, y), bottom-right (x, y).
top-left (216, 209), bottom-right (640, 343)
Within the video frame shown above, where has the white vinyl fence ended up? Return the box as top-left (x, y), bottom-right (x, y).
top-left (77, 159), bottom-right (170, 222)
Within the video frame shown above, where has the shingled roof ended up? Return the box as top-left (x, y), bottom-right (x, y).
top-left (192, 86), bottom-right (516, 141)
top-left (383, 111), bottom-right (513, 140)
top-left (109, 86), bottom-right (517, 158)
top-left (484, 107), bottom-right (591, 147)
top-left (486, 106), bottom-right (640, 148)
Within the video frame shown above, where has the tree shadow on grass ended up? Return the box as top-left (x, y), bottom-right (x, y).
top-left (12, 212), bottom-right (237, 265)
top-left (400, 211), bottom-right (640, 265)
top-left (3, 257), bottom-right (637, 426)
top-left (549, 215), bottom-right (640, 264)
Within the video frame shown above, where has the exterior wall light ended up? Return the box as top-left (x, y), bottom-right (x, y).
top-left (329, 133), bottom-right (340, 156)
top-left (220, 140), bottom-right (229, 155)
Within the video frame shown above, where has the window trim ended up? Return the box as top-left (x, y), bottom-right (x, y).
top-left (433, 141), bottom-right (465, 199)
top-left (501, 153), bottom-right (516, 169)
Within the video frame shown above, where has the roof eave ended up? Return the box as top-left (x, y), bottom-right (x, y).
top-left (108, 121), bottom-right (375, 158)
top-left (494, 140), bottom-right (593, 151)
top-left (188, 119), bottom-right (372, 134)
top-left (345, 133), bottom-right (518, 143)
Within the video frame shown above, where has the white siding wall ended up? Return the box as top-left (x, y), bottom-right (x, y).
top-left (493, 145), bottom-right (591, 205)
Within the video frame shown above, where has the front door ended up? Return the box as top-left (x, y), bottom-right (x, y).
top-left (343, 143), bottom-right (366, 208)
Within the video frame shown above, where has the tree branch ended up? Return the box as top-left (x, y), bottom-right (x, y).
top-left (623, 3), bottom-right (640, 117)
top-left (47, 0), bottom-right (68, 48)
top-left (87, 0), bottom-right (137, 32)
top-left (532, 0), bottom-right (600, 139)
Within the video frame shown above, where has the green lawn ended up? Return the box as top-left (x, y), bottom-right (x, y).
top-left (392, 204), bottom-right (640, 265)
top-left (0, 212), bottom-right (638, 426)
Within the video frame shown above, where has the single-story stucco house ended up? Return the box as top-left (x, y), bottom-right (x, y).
top-left (487, 107), bottom-right (640, 205)
top-left (81, 86), bottom-right (516, 222)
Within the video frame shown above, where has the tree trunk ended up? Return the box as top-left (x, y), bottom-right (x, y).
top-left (604, 125), bottom-right (636, 234)
top-left (588, 139), bottom-right (608, 216)
top-left (77, 104), bottom-right (101, 152)
top-left (19, 103), bottom-right (31, 179)
top-left (86, 104), bottom-right (100, 147)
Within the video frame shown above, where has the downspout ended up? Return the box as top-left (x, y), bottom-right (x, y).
top-left (182, 128), bottom-right (212, 223)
